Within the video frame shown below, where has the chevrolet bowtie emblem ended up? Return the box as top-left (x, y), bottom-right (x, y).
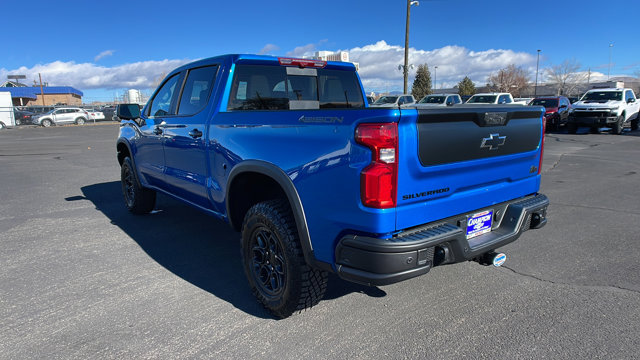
top-left (481, 133), bottom-right (506, 150)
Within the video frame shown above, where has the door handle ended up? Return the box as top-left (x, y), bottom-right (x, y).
top-left (153, 127), bottom-right (163, 135)
top-left (189, 129), bottom-right (203, 138)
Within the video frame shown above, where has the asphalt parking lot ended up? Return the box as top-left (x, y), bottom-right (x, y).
top-left (1, 123), bottom-right (639, 359)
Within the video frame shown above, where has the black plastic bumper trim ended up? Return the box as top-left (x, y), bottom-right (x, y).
top-left (336, 194), bottom-right (549, 286)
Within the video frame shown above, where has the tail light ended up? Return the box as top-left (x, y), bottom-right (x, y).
top-left (355, 123), bottom-right (398, 208)
top-left (538, 114), bottom-right (546, 174)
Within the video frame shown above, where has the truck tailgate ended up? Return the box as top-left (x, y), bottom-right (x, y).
top-left (396, 105), bottom-right (545, 230)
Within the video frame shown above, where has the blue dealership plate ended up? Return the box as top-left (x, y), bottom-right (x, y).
top-left (466, 210), bottom-right (493, 239)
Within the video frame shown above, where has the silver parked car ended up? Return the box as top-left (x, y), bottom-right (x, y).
top-left (33, 107), bottom-right (89, 127)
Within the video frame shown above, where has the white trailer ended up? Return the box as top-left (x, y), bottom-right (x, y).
top-left (0, 92), bottom-right (15, 129)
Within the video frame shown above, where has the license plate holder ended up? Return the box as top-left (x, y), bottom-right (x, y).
top-left (466, 210), bottom-right (493, 239)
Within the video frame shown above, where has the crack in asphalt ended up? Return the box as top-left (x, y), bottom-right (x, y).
top-left (546, 153), bottom-right (565, 172)
top-left (501, 265), bottom-right (640, 295)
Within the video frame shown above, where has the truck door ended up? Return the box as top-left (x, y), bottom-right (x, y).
top-left (161, 65), bottom-right (219, 209)
top-left (136, 72), bottom-right (184, 188)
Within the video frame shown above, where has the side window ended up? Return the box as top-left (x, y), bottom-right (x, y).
top-left (148, 73), bottom-right (182, 117)
top-left (228, 65), bottom-right (288, 110)
top-left (625, 90), bottom-right (634, 102)
top-left (177, 65), bottom-right (218, 116)
top-left (454, 96), bottom-right (461, 104)
top-left (499, 95), bottom-right (511, 104)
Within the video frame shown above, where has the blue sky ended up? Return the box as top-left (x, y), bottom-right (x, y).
top-left (2, 0), bottom-right (639, 102)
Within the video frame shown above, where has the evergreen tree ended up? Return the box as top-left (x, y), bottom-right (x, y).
top-left (411, 64), bottom-right (432, 100)
top-left (457, 76), bottom-right (476, 96)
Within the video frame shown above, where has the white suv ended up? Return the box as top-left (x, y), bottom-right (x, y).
top-left (466, 93), bottom-right (514, 104)
top-left (416, 93), bottom-right (462, 107)
top-left (370, 94), bottom-right (416, 107)
top-left (33, 107), bottom-right (89, 127)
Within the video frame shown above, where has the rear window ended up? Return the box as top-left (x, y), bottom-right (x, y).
top-left (531, 99), bottom-right (558, 107)
top-left (467, 95), bottom-right (497, 104)
top-left (228, 64), bottom-right (364, 111)
top-left (419, 96), bottom-right (446, 104)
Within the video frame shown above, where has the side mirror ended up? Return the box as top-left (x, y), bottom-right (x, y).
top-left (559, 104), bottom-right (567, 108)
top-left (446, 101), bottom-right (454, 106)
top-left (117, 104), bottom-right (141, 120)
top-left (627, 98), bottom-right (636, 103)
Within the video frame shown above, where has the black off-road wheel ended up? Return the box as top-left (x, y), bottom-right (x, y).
top-left (567, 122), bottom-right (577, 134)
top-left (612, 115), bottom-right (624, 135)
top-left (241, 199), bottom-right (328, 318)
top-left (590, 127), bottom-right (600, 134)
top-left (120, 157), bottom-right (156, 214)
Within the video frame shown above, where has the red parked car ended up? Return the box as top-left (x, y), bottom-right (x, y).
top-left (530, 96), bottom-right (571, 131)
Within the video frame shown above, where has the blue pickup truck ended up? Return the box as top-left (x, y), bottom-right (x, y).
top-left (116, 54), bottom-right (549, 318)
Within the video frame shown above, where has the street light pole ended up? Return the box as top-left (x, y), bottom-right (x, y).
top-left (403, 0), bottom-right (419, 94)
top-left (608, 43), bottom-right (614, 81)
top-left (534, 49), bottom-right (541, 97)
top-left (434, 66), bottom-right (438, 91)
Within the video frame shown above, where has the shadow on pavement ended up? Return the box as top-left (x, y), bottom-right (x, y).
top-left (74, 181), bottom-right (385, 319)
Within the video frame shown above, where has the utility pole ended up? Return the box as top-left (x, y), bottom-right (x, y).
top-left (38, 73), bottom-right (45, 106)
top-left (534, 49), bottom-right (541, 97)
top-left (403, 0), bottom-right (419, 94)
top-left (608, 43), bottom-right (614, 81)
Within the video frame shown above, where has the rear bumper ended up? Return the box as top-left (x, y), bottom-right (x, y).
top-left (336, 194), bottom-right (549, 286)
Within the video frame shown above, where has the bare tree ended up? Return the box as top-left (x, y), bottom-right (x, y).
top-left (486, 64), bottom-right (529, 97)
top-left (152, 72), bottom-right (167, 89)
top-left (546, 59), bottom-right (588, 96)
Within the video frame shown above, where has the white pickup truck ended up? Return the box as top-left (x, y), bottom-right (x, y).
top-left (568, 88), bottom-right (640, 134)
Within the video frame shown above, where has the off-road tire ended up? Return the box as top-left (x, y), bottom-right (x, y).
top-left (75, 117), bottom-right (86, 125)
top-left (0, 122), bottom-right (5, 129)
top-left (241, 199), bottom-right (328, 318)
top-left (631, 117), bottom-right (639, 131)
top-left (590, 127), bottom-right (600, 134)
top-left (567, 122), bottom-right (577, 134)
top-left (41, 119), bottom-right (52, 127)
top-left (120, 157), bottom-right (156, 214)
top-left (612, 115), bottom-right (624, 135)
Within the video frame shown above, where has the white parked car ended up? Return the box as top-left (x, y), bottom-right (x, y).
top-left (86, 109), bottom-right (105, 121)
top-left (370, 94), bottom-right (416, 107)
top-left (568, 88), bottom-right (640, 134)
top-left (466, 93), bottom-right (515, 104)
top-left (33, 107), bottom-right (89, 127)
top-left (416, 94), bottom-right (462, 107)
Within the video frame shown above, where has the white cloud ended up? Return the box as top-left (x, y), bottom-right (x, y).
top-left (94, 50), bottom-right (115, 62)
top-left (258, 44), bottom-right (280, 55)
top-left (348, 40), bottom-right (537, 91)
top-left (286, 39), bottom-right (328, 57)
top-left (0, 59), bottom-right (190, 90)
